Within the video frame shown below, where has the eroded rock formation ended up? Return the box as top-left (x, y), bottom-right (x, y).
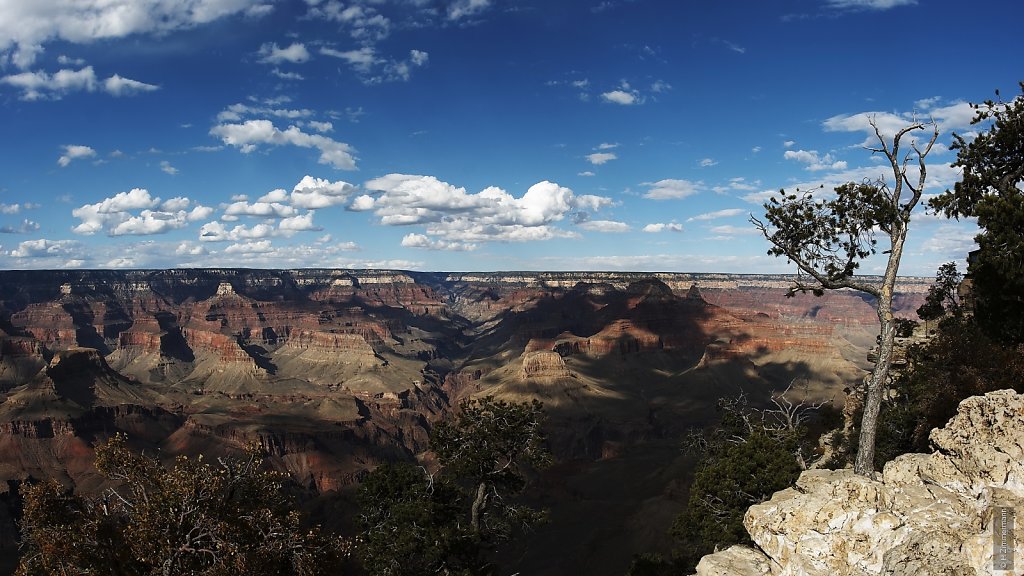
top-left (694, 389), bottom-right (1024, 576)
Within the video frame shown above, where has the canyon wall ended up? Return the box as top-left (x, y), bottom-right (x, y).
top-left (0, 268), bottom-right (930, 576)
top-left (0, 267), bottom-right (928, 489)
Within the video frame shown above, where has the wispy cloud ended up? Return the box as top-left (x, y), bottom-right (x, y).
top-left (578, 220), bottom-right (630, 233)
top-left (650, 79), bottom-right (672, 93)
top-left (447, 0), bottom-right (493, 21)
top-left (716, 39), bottom-right (746, 54)
top-left (687, 208), bottom-right (745, 222)
top-left (305, 1), bottom-right (391, 42)
top-left (1, 66), bottom-right (156, 100)
top-left (825, 0), bottom-right (917, 10)
top-left (257, 42), bottom-right (310, 65)
top-left (0, 219), bottom-right (40, 234)
top-left (642, 179), bottom-right (702, 200)
top-left (320, 47), bottom-right (429, 84)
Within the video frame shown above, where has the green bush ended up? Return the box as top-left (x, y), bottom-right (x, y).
top-left (672, 430), bottom-right (802, 566)
top-left (357, 463), bottom-right (481, 576)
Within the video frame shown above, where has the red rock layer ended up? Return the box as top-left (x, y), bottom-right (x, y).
top-left (10, 303), bottom-right (78, 348)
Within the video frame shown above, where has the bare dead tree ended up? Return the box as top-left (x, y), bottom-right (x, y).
top-left (758, 379), bottom-right (831, 469)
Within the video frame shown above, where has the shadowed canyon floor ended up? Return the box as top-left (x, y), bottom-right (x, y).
top-left (0, 269), bottom-right (930, 574)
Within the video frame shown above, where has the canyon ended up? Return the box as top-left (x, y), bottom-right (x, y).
top-left (0, 269), bottom-right (930, 574)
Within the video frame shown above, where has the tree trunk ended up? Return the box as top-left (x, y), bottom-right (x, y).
top-left (470, 481), bottom-right (487, 535)
top-left (854, 315), bottom-right (895, 475)
top-left (854, 227), bottom-right (906, 476)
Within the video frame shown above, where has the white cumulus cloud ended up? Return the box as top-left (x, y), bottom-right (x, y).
top-left (223, 200), bottom-right (296, 218)
top-left (279, 175), bottom-right (355, 209)
top-left (586, 152), bottom-right (617, 165)
top-left (356, 174), bottom-right (612, 246)
top-left (279, 212), bottom-right (321, 232)
top-left (58, 144), bottom-right (96, 167)
top-left (72, 189), bottom-right (210, 236)
top-left (822, 102), bottom-right (974, 145)
top-left (601, 89), bottom-right (638, 105)
top-left (210, 119), bottom-right (358, 170)
top-left (9, 238), bottom-right (80, 258)
top-left (783, 149), bottom-right (848, 171)
top-left (0, 0), bottom-right (271, 68)
top-left (401, 233), bottom-right (476, 251)
top-left (175, 241), bottom-right (208, 256)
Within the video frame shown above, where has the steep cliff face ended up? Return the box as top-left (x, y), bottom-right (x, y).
top-left (694, 389), bottom-right (1024, 576)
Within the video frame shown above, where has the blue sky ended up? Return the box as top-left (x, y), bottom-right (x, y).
top-left (0, 0), bottom-right (1019, 274)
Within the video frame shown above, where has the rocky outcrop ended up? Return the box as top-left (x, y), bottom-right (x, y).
top-left (281, 330), bottom-right (377, 354)
top-left (520, 350), bottom-right (573, 380)
top-left (693, 389), bottom-right (1024, 576)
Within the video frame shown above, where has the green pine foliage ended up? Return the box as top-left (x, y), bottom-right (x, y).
top-left (356, 396), bottom-right (551, 576)
top-left (357, 463), bottom-right (481, 576)
top-left (430, 396), bottom-right (551, 541)
top-left (670, 395), bottom-right (808, 571)
top-left (929, 82), bottom-right (1024, 345)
